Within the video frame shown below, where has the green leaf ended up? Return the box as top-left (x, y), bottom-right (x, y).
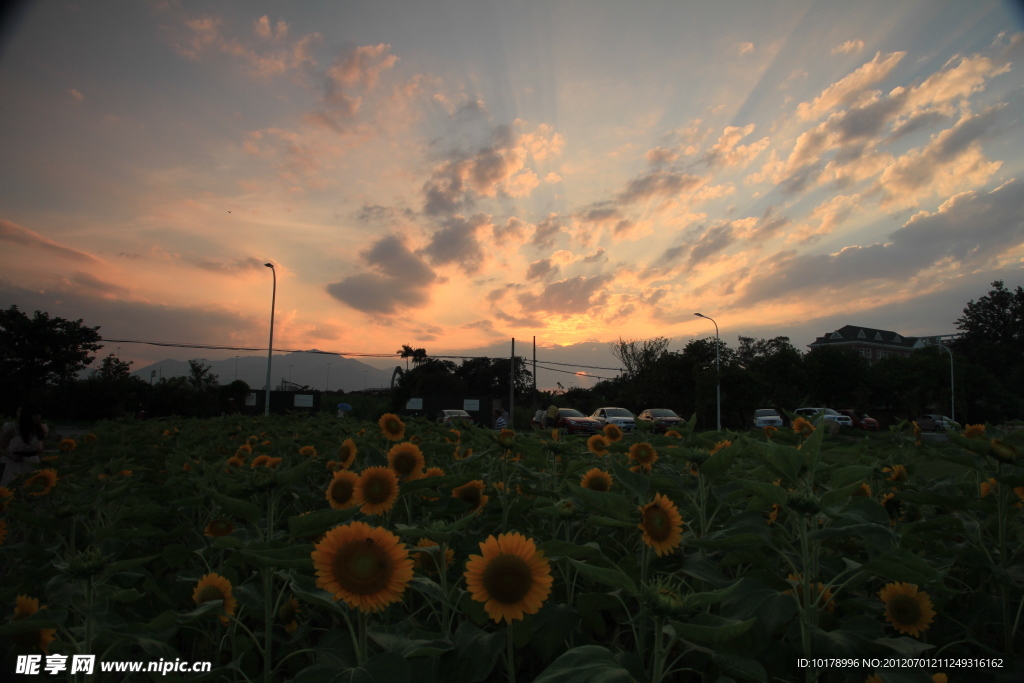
top-left (713, 654), bottom-right (768, 683)
top-left (699, 440), bottom-right (740, 479)
top-left (568, 558), bottom-right (638, 596)
top-left (235, 546), bottom-right (314, 571)
top-left (873, 636), bottom-right (936, 657)
top-left (212, 535), bottom-right (246, 549)
top-left (679, 554), bottom-right (732, 589)
top-left (675, 582), bottom-right (741, 611)
top-left (288, 508), bottom-right (359, 539)
top-left (205, 491), bottom-right (262, 522)
top-left (808, 522), bottom-right (891, 541)
top-left (863, 550), bottom-right (939, 585)
top-left (570, 485), bottom-right (635, 522)
top-left (368, 630), bottom-right (453, 658)
top-left (720, 578), bottom-right (797, 633)
top-left (277, 460), bottom-right (314, 488)
top-left (670, 614), bottom-right (757, 644)
top-left (830, 465), bottom-right (874, 490)
top-left (289, 574), bottom-right (348, 616)
top-left (0, 609), bottom-right (68, 636)
top-left (440, 621), bottom-right (505, 683)
top-left (589, 515), bottom-right (637, 529)
top-left (610, 460), bottom-right (650, 500)
top-left (105, 554), bottom-right (159, 575)
top-left (736, 480), bottom-right (787, 507)
top-left (533, 645), bottom-right (632, 683)
top-left (112, 588), bottom-right (145, 603)
top-left (690, 533), bottom-right (768, 550)
top-left (537, 540), bottom-right (607, 564)
top-left (820, 482), bottom-right (865, 509)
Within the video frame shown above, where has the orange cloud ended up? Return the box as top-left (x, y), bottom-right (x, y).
top-left (0, 219), bottom-right (101, 263)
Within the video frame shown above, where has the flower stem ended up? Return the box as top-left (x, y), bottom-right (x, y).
top-left (506, 623), bottom-right (516, 683)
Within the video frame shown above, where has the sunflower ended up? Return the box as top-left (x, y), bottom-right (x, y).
top-left (414, 538), bottom-right (455, 573)
top-left (192, 573), bottom-right (237, 626)
top-left (912, 421), bottom-right (922, 441)
top-left (59, 438), bottom-right (76, 453)
top-left (866, 675), bottom-right (883, 683)
top-left (278, 596), bottom-right (301, 633)
top-left (449, 429), bottom-right (461, 440)
top-left (498, 428), bottom-right (516, 448)
top-left (452, 480), bottom-right (488, 513)
top-left (299, 445), bottom-right (318, 458)
top-left (11, 595), bottom-right (56, 654)
top-left (687, 462), bottom-right (699, 477)
top-left (261, 440), bottom-right (272, 446)
top-left (980, 478), bottom-right (997, 498)
top-left (879, 582), bottom-right (935, 637)
top-left (251, 455), bottom-right (282, 469)
top-left (792, 417), bottom-right (815, 436)
top-left (247, 435), bottom-right (259, 445)
top-left (784, 573), bottom-right (835, 613)
top-left (628, 443), bottom-right (658, 467)
top-left (587, 434), bottom-right (610, 456)
top-left (379, 413), bottom-right (406, 441)
top-left (962, 424), bottom-right (985, 439)
top-left (932, 674), bottom-right (947, 683)
top-left (0, 518), bottom-right (7, 545)
top-left (388, 442), bottom-right (425, 481)
top-left (82, 433), bottom-right (97, 444)
top-left (665, 430), bottom-right (682, 438)
top-left (880, 492), bottom-right (902, 524)
top-left (580, 468), bottom-right (613, 492)
top-left (853, 483), bottom-right (872, 498)
top-left (237, 443), bottom-right (253, 455)
top-left (182, 461), bottom-right (193, 471)
top-left (312, 521), bottom-right (414, 613)
top-left (884, 464), bottom-right (908, 482)
top-left (763, 425), bottom-right (778, 439)
top-left (356, 467), bottom-right (400, 515)
top-left (630, 463), bottom-right (652, 474)
top-left (767, 503), bottom-right (781, 525)
top-left (409, 434), bottom-right (423, 445)
top-left (603, 423), bottom-right (623, 443)
top-left (23, 469), bottom-right (57, 496)
top-left (204, 519), bottom-right (234, 537)
top-left (454, 445), bottom-right (473, 460)
top-left (550, 429), bottom-right (561, 441)
top-left (1015, 486), bottom-right (1024, 506)
top-left (0, 486), bottom-right (13, 512)
top-left (638, 493), bottom-right (684, 557)
top-left (326, 470), bottom-right (360, 510)
top-left (464, 532), bottom-right (553, 624)
top-left (710, 440), bottom-right (732, 455)
top-left (493, 481), bottom-right (505, 492)
top-left (226, 454), bottom-right (246, 468)
top-left (990, 438), bottom-right (1020, 462)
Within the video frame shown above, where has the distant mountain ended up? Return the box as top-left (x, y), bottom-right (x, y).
top-left (131, 351), bottom-right (397, 391)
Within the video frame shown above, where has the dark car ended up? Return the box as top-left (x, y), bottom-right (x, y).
top-left (637, 409), bottom-right (683, 433)
top-left (836, 409), bottom-right (879, 431)
top-left (555, 408), bottom-right (602, 435)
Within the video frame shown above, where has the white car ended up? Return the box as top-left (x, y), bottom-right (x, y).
top-left (753, 409), bottom-right (783, 429)
top-left (590, 407), bottom-right (636, 432)
top-left (794, 408), bottom-right (853, 428)
top-left (437, 409), bottom-right (474, 426)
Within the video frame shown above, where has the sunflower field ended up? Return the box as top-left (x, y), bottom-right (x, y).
top-left (1, 413), bottom-right (1023, 683)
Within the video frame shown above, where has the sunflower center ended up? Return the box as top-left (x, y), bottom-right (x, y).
top-left (196, 585), bottom-right (225, 604)
top-left (332, 540), bottom-right (391, 595)
top-left (457, 486), bottom-right (481, 507)
top-left (363, 476), bottom-right (389, 504)
top-left (887, 594), bottom-right (921, 625)
top-left (385, 419), bottom-right (401, 434)
top-left (339, 446), bottom-right (352, 462)
top-left (393, 453), bottom-right (416, 476)
top-left (482, 553), bottom-right (533, 604)
top-left (278, 601), bottom-right (297, 622)
top-left (210, 520), bottom-right (232, 535)
top-left (643, 506), bottom-right (671, 541)
top-left (331, 478), bottom-right (354, 504)
top-left (586, 476), bottom-right (610, 492)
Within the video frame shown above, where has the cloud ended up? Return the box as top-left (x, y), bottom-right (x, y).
top-left (797, 51), bottom-right (906, 120)
top-left (544, 172), bottom-right (562, 183)
top-left (831, 40), bottom-right (865, 55)
top-left (421, 213), bottom-right (492, 274)
top-left (68, 88), bottom-right (84, 102)
top-left (174, 14), bottom-right (320, 78)
top-left (701, 124), bottom-right (769, 168)
top-left (788, 194), bottom-right (860, 242)
top-left (191, 256), bottom-right (267, 274)
top-left (582, 248), bottom-right (608, 264)
top-left (325, 235), bottom-right (439, 314)
top-left (531, 214), bottom-right (564, 249)
top-left (253, 15), bottom-right (287, 40)
top-left (516, 275), bottom-right (614, 315)
top-left (525, 258), bottom-right (559, 281)
top-left (68, 271), bottom-right (129, 297)
top-left (326, 43), bottom-right (398, 91)
top-left (494, 311), bottom-right (546, 327)
top-left (616, 168), bottom-right (705, 205)
top-left (738, 42), bottom-right (755, 55)
top-left (0, 219), bottom-right (102, 263)
top-left (738, 179), bottom-right (1024, 304)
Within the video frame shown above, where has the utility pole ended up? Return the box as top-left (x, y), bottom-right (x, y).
top-left (263, 263), bottom-right (276, 416)
top-left (532, 336), bottom-right (537, 398)
top-left (509, 338), bottom-right (515, 430)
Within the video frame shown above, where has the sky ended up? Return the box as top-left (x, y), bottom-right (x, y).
top-left (1, 0), bottom-right (1023, 390)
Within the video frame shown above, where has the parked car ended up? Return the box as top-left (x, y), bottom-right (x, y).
top-left (555, 408), bottom-right (602, 435)
top-left (590, 407), bottom-right (636, 432)
top-left (752, 408), bottom-right (784, 429)
top-left (836, 409), bottom-right (879, 431)
top-left (637, 409), bottom-right (684, 433)
top-left (915, 414), bottom-right (960, 432)
top-left (437, 409), bottom-right (474, 427)
top-left (794, 407), bottom-right (853, 428)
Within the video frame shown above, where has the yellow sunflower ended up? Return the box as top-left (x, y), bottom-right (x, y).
top-left (356, 467), bottom-right (400, 515)
top-left (312, 521), bottom-right (414, 613)
top-left (628, 442), bottom-right (658, 467)
top-left (11, 595), bottom-right (56, 654)
top-left (23, 469), bottom-right (57, 496)
top-left (388, 442), bottom-right (425, 481)
top-left (879, 582), bottom-right (935, 637)
top-left (0, 486), bottom-right (13, 512)
top-left (498, 428), bottom-right (516, 448)
top-left (0, 518), bottom-right (7, 545)
top-left (580, 468), bottom-right (613, 492)
top-left (912, 421), bottom-right (922, 443)
top-left (767, 503), bottom-right (781, 525)
top-left (226, 454), bottom-right (246, 468)
top-left (763, 425), bottom-right (778, 439)
top-left (710, 440), bottom-right (732, 455)
top-left (665, 430), bottom-right (682, 438)
top-left (237, 443), bottom-right (253, 455)
top-left (452, 480), bottom-right (488, 513)
top-left (980, 478), bottom-right (997, 498)
top-left (638, 493), bottom-right (684, 557)
top-left (587, 434), bottom-right (610, 456)
top-left (1015, 486), bottom-right (1024, 506)
top-left (962, 424), bottom-right (985, 439)
top-left (784, 573), bottom-right (835, 613)
top-left (464, 532), bottom-right (553, 624)
top-left (990, 438), bottom-right (1019, 462)
top-left (299, 445), bottom-right (318, 458)
top-left (337, 438), bottom-right (358, 471)
top-left (852, 483), bottom-right (872, 497)
top-left (326, 470), bottom-right (360, 510)
top-left (424, 467), bottom-right (446, 478)
top-left (603, 423), bottom-right (623, 443)
top-left (414, 538), bottom-right (455, 573)
top-left (82, 433), bottom-right (97, 444)
top-left (454, 445), bottom-right (473, 460)
top-left (379, 413), bottom-right (406, 441)
top-left (630, 463), bottom-right (652, 474)
top-left (59, 438), bottom-right (76, 453)
top-left (550, 429), bottom-right (561, 441)
top-left (687, 462), bottom-right (699, 477)
top-left (792, 417), bottom-right (815, 436)
top-left (410, 435), bottom-right (423, 445)
top-left (192, 573), bottom-right (237, 626)
top-left (278, 596), bottom-right (300, 633)
top-left (884, 464), bottom-right (908, 482)
top-left (932, 674), bottom-right (947, 683)
top-left (251, 455), bottom-right (283, 469)
top-left (204, 519), bottom-right (234, 537)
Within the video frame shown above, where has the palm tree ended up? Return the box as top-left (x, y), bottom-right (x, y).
top-left (397, 344), bottom-right (416, 372)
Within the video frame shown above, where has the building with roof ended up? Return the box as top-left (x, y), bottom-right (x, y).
top-left (807, 325), bottom-right (961, 365)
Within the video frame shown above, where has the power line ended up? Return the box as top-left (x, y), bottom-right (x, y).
top-left (532, 363), bottom-right (619, 381)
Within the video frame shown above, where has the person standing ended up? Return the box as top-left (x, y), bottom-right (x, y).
top-left (544, 404), bottom-right (559, 429)
top-left (0, 404), bottom-right (48, 487)
top-left (532, 408), bottom-right (545, 431)
top-left (493, 408), bottom-right (507, 430)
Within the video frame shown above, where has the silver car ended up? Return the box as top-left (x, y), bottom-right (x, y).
top-left (590, 407), bottom-right (636, 432)
top-left (794, 407), bottom-right (853, 427)
top-left (753, 408), bottom-right (783, 429)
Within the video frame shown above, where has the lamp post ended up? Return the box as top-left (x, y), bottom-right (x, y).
top-left (363, 371), bottom-right (368, 390)
top-left (695, 312), bottom-right (721, 432)
top-left (327, 362), bottom-right (331, 392)
top-left (264, 263), bottom-right (276, 416)
top-left (116, 347), bottom-right (121, 359)
top-left (931, 342), bottom-right (955, 425)
top-left (289, 365), bottom-right (293, 382)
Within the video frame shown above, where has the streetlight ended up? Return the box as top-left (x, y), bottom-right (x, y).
top-left (930, 341), bottom-right (955, 425)
top-left (363, 370), bottom-right (368, 390)
top-left (289, 365), bottom-right (293, 382)
top-left (264, 263), bottom-right (276, 416)
top-left (695, 312), bottom-right (721, 432)
top-left (116, 347), bottom-right (121, 359)
top-left (327, 362), bottom-right (331, 392)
